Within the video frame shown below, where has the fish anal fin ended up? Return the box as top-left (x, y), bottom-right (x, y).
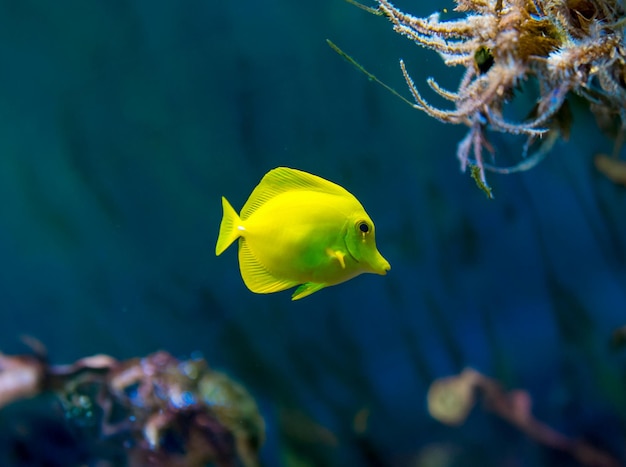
top-left (291, 282), bottom-right (326, 301)
top-left (240, 167), bottom-right (354, 220)
top-left (239, 239), bottom-right (298, 294)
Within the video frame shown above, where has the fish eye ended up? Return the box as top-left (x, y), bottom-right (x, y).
top-left (357, 221), bottom-right (370, 234)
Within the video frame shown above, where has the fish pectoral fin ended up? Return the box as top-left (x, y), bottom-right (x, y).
top-left (239, 239), bottom-right (298, 294)
top-left (326, 249), bottom-right (346, 269)
top-left (291, 282), bottom-right (326, 301)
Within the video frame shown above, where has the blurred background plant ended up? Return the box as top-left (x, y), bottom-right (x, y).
top-left (427, 368), bottom-right (620, 466)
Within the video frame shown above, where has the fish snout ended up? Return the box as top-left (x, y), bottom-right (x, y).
top-left (374, 255), bottom-right (391, 275)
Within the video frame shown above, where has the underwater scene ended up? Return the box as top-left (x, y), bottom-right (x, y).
top-left (1, 0), bottom-right (626, 466)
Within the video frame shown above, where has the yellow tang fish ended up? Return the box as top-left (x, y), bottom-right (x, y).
top-left (215, 167), bottom-right (390, 300)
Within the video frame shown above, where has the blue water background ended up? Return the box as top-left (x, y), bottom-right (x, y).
top-left (0, 0), bottom-right (625, 465)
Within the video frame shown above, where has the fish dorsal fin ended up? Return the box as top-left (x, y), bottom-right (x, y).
top-left (240, 167), bottom-right (353, 220)
top-left (238, 238), bottom-right (299, 294)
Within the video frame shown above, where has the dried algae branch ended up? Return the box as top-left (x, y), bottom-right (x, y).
top-left (349, 0), bottom-right (626, 194)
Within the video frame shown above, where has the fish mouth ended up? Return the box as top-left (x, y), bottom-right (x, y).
top-left (372, 255), bottom-right (391, 275)
top-left (343, 239), bottom-right (390, 275)
top-left (377, 260), bottom-right (391, 275)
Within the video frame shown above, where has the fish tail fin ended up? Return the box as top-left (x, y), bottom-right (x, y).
top-left (215, 197), bottom-right (242, 256)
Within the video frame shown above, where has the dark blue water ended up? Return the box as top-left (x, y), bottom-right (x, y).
top-left (0, 1), bottom-right (625, 465)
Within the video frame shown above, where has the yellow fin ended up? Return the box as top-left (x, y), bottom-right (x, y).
top-left (216, 197), bottom-right (242, 256)
top-left (240, 167), bottom-right (354, 220)
top-left (326, 249), bottom-right (346, 269)
top-left (292, 282), bottom-right (326, 300)
top-left (238, 238), bottom-right (299, 294)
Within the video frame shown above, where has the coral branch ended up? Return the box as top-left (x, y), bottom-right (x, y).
top-left (0, 346), bottom-right (264, 467)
